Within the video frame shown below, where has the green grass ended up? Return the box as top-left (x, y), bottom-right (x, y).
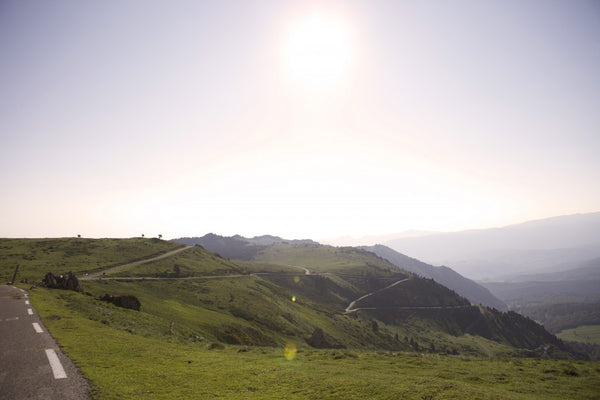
top-left (0, 238), bottom-right (183, 282)
top-left (7, 238), bottom-right (598, 398)
top-left (557, 325), bottom-right (600, 345)
top-left (108, 246), bottom-right (301, 278)
top-left (29, 286), bottom-right (600, 400)
top-left (253, 244), bottom-right (400, 275)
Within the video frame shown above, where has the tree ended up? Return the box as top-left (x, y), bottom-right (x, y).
top-left (158, 234), bottom-right (163, 240)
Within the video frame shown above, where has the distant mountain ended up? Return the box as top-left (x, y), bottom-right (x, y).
top-left (481, 280), bottom-right (600, 306)
top-left (360, 245), bottom-right (507, 311)
top-left (385, 212), bottom-right (600, 280)
top-left (321, 230), bottom-right (437, 247)
top-left (500, 257), bottom-right (600, 282)
top-left (173, 234), bottom-right (319, 260)
top-left (480, 257), bottom-right (600, 305)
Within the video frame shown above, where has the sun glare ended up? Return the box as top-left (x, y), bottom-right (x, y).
top-left (283, 13), bottom-right (353, 90)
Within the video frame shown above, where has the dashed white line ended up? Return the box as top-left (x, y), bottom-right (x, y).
top-left (4, 317), bottom-right (19, 321)
top-left (27, 308), bottom-right (33, 315)
top-left (32, 322), bottom-right (44, 333)
top-left (25, 300), bottom-right (30, 305)
top-left (45, 349), bottom-right (67, 379)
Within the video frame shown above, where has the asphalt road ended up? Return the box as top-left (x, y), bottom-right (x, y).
top-left (0, 285), bottom-right (90, 399)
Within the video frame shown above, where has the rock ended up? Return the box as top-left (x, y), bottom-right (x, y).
top-left (42, 272), bottom-right (82, 292)
top-left (100, 294), bottom-right (141, 311)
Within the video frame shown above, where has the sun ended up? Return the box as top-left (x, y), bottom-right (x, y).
top-left (283, 12), bottom-right (353, 91)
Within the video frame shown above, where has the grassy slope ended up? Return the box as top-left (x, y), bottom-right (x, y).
top-left (0, 238), bottom-right (183, 282)
top-left (29, 287), bottom-right (600, 400)
top-left (6, 238), bottom-right (597, 398)
top-left (108, 245), bottom-right (300, 277)
top-left (253, 244), bottom-right (399, 275)
top-left (557, 325), bottom-right (600, 345)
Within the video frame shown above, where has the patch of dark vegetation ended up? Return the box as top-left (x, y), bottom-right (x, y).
top-left (565, 341), bottom-right (600, 360)
top-left (206, 342), bottom-right (225, 350)
top-left (214, 324), bottom-right (277, 346)
top-left (306, 327), bottom-right (345, 349)
top-left (42, 271), bottom-right (82, 292)
top-left (515, 303), bottom-right (600, 333)
top-left (367, 305), bottom-right (572, 355)
top-left (99, 294), bottom-right (141, 311)
top-left (562, 365), bottom-right (579, 376)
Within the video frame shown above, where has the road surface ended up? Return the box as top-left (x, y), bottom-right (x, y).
top-left (81, 245), bottom-right (193, 280)
top-left (0, 285), bottom-right (90, 399)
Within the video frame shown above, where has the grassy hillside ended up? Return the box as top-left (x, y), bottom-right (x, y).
top-left (108, 245), bottom-right (301, 278)
top-left (28, 286), bottom-right (600, 400)
top-left (557, 325), bottom-right (600, 346)
top-left (4, 237), bottom-right (597, 398)
top-left (253, 243), bottom-right (399, 275)
top-left (0, 238), bottom-right (183, 282)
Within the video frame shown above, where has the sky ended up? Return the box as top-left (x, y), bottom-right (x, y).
top-left (1, 0), bottom-right (599, 240)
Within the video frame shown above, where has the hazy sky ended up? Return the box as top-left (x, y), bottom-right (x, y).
top-left (1, 0), bottom-right (599, 240)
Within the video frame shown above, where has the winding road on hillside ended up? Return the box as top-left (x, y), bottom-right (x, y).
top-left (0, 285), bottom-right (90, 399)
top-left (345, 278), bottom-right (410, 313)
top-left (81, 252), bottom-right (475, 318)
top-left (81, 245), bottom-right (193, 280)
top-left (344, 278), bottom-right (474, 314)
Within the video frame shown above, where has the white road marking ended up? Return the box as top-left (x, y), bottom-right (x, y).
top-left (19, 289), bottom-right (25, 293)
top-left (27, 308), bottom-right (33, 315)
top-left (25, 300), bottom-right (30, 305)
top-left (4, 317), bottom-right (19, 321)
top-left (45, 349), bottom-right (67, 379)
top-left (33, 322), bottom-right (44, 333)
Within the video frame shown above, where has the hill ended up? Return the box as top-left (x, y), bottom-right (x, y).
top-left (172, 234), bottom-right (571, 354)
top-left (174, 234), bottom-right (319, 260)
top-left (385, 212), bottom-right (600, 280)
top-left (0, 237), bottom-right (184, 283)
top-left (1, 237), bottom-right (571, 356)
top-left (2, 237), bottom-right (596, 399)
top-left (360, 245), bottom-right (507, 311)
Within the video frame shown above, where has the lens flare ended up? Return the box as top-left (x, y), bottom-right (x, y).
top-left (284, 342), bottom-right (298, 360)
top-left (294, 276), bottom-right (300, 283)
top-left (292, 295), bottom-right (296, 302)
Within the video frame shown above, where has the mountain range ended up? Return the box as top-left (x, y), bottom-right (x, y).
top-left (384, 212), bottom-right (600, 280)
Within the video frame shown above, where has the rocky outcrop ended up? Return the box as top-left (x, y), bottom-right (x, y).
top-left (42, 272), bottom-right (82, 292)
top-left (99, 294), bottom-right (141, 311)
